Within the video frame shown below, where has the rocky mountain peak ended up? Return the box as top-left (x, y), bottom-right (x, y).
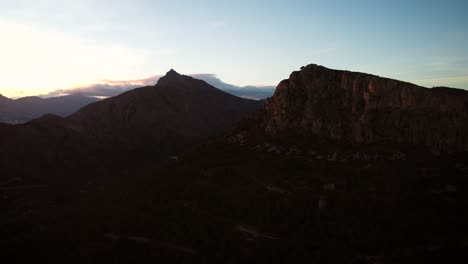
top-left (166, 69), bottom-right (180, 76)
top-left (260, 64), bottom-right (468, 152)
top-left (156, 69), bottom-right (188, 86)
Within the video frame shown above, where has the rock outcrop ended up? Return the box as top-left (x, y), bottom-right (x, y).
top-left (261, 64), bottom-right (468, 152)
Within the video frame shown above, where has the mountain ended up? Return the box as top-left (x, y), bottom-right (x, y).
top-left (259, 64), bottom-right (468, 153)
top-left (0, 94), bottom-right (99, 123)
top-left (2, 66), bottom-right (468, 263)
top-left (0, 70), bottom-right (263, 176)
top-left (0, 93), bottom-right (10, 102)
top-left (66, 69), bottom-right (262, 155)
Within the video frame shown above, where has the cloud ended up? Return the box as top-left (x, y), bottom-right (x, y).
top-left (43, 76), bottom-right (158, 98)
top-left (413, 76), bottom-right (468, 88)
top-left (191, 74), bottom-right (276, 100)
top-left (191, 74), bottom-right (275, 90)
top-left (414, 76), bottom-right (468, 83)
top-left (191, 74), bottom-right (238, 90)
top-left (43, 73), bottom-right (275, 100)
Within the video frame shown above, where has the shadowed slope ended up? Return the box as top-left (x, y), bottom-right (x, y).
top-left (67, 69), bottom-right (262, 154)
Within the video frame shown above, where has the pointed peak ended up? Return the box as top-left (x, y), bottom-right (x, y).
top-left (157, 69), bottom-right (186, 86)
top-left (166, 69), bottom-right (181, 77)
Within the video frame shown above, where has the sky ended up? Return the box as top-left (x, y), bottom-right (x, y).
top-left (0, 0), bottom-right (467, 98)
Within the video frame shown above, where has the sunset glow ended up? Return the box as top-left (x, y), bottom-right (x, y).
top-left (0, 19), bottom-right (150, 97)
top-left (1, 0), bottom-right (467, 98)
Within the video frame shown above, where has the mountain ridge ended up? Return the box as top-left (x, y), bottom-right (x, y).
top-left (0, 94), bottom-right (100, 123)
top-left (66, 69), bottom-right (262, 155)
top-left (1, 65), bottom-right (468, 263)
top-left (258, 64), bottom-right (468, 152)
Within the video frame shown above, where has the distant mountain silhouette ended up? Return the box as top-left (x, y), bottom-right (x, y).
top-left (0, 93), bottom-right (9, 102)
top-left (222, 86), bottom-right (275, 100)
top-left (190, 74), bottom-right (275, 100)
top-left (258, 64), bottom-right (468, 153)
top-left (0, 94), bottom-right (99, 123)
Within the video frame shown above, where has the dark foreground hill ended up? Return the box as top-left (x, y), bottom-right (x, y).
top-left (2, 132), bottom-right (467, 263)
top-left (1, 65), bottom-right (468, 263)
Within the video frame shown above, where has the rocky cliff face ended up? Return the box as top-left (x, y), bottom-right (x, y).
top-left (261, 64), bottom-right (468, 152)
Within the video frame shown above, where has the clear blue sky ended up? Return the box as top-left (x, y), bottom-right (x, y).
top-left (1, 0), bottom-right (467, 97)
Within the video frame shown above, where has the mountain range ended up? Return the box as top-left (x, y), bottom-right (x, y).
top-left (0, 69), bottom-right (262, 177)
top-left (0, 94), bottom-right (99, 123)
top-left (0, 75), bottom-right (274, 124)
top-left (1, 64), bottom-right (467, 263)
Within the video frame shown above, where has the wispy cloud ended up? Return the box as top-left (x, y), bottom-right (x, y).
top-left (42, 73), bottom-right (275, 100)
top-left (43, 76), bottom-right (159, 98)
top-left (412, 76), bottom-right (468, 89)
top-left (413, 76), bottom-right (468, 83)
